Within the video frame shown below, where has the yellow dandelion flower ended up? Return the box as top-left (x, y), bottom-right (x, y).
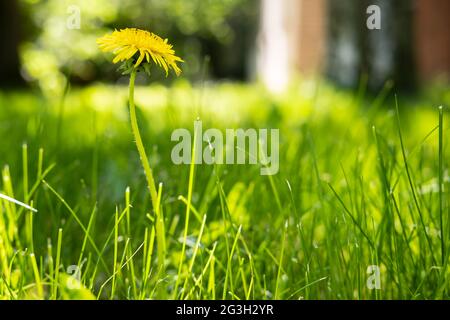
top-left (97, 28), bottom-right (183, 76)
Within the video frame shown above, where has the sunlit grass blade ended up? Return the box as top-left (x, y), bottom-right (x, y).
top-left (0, 193), bottom-right (37, 213)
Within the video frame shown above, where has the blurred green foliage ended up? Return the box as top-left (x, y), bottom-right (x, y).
top-left (20, 0), bottom-right (258, 96)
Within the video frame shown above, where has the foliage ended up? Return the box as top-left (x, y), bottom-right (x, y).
top-left (19, 0), bottom-right (258, 95)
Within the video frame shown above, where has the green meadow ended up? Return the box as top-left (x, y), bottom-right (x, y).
top-left (0, 81), bottom-right (449, 299)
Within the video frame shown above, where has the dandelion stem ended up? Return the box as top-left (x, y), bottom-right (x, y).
top-left (128, 69), bottom-right (159, 213)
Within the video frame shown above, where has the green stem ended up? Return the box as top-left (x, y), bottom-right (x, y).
top-left (128, 69), bottom-right (158, 212)
top-left (438, 106), bottom-right (444, 265)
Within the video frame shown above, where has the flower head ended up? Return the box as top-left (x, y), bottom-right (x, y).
top-left (97, 28), bottom-right (183, 76)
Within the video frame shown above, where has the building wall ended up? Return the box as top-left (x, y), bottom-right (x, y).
top-left (258, 0), bottom-right (290, 92)
top-left (293, 0), bottom-right (327, 75)
top-left (414, 0), bottom-right (450, 82)
top-left (258, 0), bottom-right (326, 91)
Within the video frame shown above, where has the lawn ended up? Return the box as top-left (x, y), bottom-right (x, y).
top-left (0, 80), bottom-right (449, 299)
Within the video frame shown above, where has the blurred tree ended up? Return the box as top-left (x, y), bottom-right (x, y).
top-left (17, 0), bottom-right (258, 93)
top-left (0, 0), bottom-right (24, 87)
top-left (390, 0), bottom-right (416, 90)
top-left (326, 0), bottom-right (416, 91)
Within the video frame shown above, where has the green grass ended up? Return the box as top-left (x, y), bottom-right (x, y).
top-left (0, 81), bottom-right (449, 300)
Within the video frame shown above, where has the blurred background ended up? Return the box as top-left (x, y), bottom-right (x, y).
top-left (0, 0), bottom-right (449, 95)
top-left (0, 0), bottom-right (449, 301)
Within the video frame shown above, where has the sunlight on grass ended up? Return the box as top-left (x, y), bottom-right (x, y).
top-left (0, 81), bottom-right (448, 300)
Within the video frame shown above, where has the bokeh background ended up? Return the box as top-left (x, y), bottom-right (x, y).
top-left (0, 0), bottom-right (449, 300)
top-left (1, 0), bottom-right (449, 94)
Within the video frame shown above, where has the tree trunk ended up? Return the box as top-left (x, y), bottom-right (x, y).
top-left (0, 0), bottom-right (24, 87)
top-left (326, 0), bottom-right (416, 91)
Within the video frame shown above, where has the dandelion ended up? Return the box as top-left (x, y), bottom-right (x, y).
top-left (97, 28), bottom-right (183, 76)
top-left (97, 28), bottom-right (183, 212)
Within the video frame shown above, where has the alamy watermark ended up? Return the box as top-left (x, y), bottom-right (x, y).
top-left (66, 264), bottom-right (82, 289)
top-left (366, 265), bottom-right (381, 290)
top-left (66, 5), bottom-right (81, 30)
top-left (171, 120), bottom-right (279, 175)
top-left (366, 5), bottom-right (381, 30)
